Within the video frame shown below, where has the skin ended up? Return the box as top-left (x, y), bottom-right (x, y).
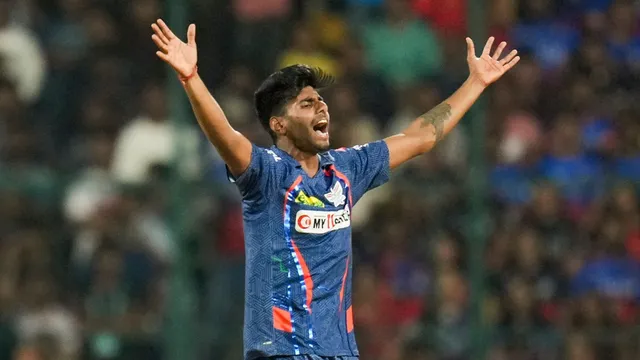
top-left (150, 19), bottom-right (520, 178)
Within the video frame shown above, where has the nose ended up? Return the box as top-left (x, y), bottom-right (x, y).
top-left (316, 99), bottom-right (328, 114)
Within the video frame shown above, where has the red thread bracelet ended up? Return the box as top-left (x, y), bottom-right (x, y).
top-left (179, 65), bottom-right (198, 84)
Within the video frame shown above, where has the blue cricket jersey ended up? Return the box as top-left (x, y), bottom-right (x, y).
top-left (228, 141), bottom-right (390, 360)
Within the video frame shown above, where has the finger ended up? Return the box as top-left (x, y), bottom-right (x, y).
top-left (152, 34), bottom-right (168, 52)
top-left (503, 56), bottom-right (521, 71)
top-left (156, 51), bottom-right (170, 62)
top-left (151, 23), bottom-right (169, 44)
top-left (157, 19), bottom-right (176, 40)
top-left (466, 37), bottom-right (476, 58)
top-left (482, 36), bottom-right (495, 56)
top-left (187, 24), bottom-right (196, 46)
top-left (500, 49), bottom-right (518, 65)
top-left (492, 41), bottom-right (507, 60)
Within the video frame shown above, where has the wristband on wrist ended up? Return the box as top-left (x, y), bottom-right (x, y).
top-left (179, 65), bottom-right (198, 84)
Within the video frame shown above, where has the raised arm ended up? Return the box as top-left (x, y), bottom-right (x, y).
top-left (151, 19), bottom-right (252, 177)
top-left (385, 37), bottom-right (520, 169)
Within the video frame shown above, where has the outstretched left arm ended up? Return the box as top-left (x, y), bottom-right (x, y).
top-left (385, 37), bottom-right (520, 170)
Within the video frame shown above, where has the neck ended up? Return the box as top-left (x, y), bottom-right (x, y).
top-left (276, 139), bottom-right (320, 176)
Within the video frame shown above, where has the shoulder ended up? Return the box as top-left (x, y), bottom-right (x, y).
top-left (229, 144), bottom-right (289, 191)
top-left (259, 145), bottom-right (286, 163)
top-left (329, 143), bottom-right (373, 156)
top-left (327, 141), bottom-right (389, 174)
top-left (329, 141), bottom-right (389, 158)
top-left (326, 145), bottom-right (358, 166)
top-left (245, 144), bottom-right (293, 171)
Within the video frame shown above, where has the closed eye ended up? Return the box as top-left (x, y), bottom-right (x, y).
top-left (300, 96), bottom-right (322, 108)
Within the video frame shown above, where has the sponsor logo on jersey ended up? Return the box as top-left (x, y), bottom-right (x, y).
top-left (324, 182), bottom-right (346, 207)
top-left (295, 206), bottom-right (351, 234)
top-left (336, 144), bottom-right (368, 152)
top-left (265, 149), bottom-right (281, 162)
top-left (295, 190), bottom-right (324, 208)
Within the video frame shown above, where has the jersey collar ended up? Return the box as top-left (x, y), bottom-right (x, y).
top-left (271, 146), bottom-right (335, 169)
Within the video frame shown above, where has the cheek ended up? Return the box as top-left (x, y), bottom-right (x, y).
top-left (287, 114), bottom-right (313, 133)
top-left (288, 121), bottom-right (307, 136)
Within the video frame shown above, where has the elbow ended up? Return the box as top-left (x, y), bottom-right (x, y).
top-left (412, 132), bottom-right (437, 155)
top-left (401, 125), bottom-right (439, 155)
top-left (420, 140), bottom-right (436, 154)
top-left (397, 131), bottom-right (437, 158)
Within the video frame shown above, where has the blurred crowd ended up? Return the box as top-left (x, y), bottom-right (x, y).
top-left (1, 0), bottom-right (640, 359)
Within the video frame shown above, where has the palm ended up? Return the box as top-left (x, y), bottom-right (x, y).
top-left (465, 37), bottom-right (520, 87)
top-left (151, 19), bottom-right (197, 78)
top-left (164, 38), bottom-right (197, 75)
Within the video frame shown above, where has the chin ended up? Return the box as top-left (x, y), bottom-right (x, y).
top-left (315, 140), bottom-right (331, 152)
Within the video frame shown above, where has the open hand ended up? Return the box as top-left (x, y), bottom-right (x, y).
top-left (151, 19), bottom-right (197, 78)
top-left (466, 37), bottom-right (519, 87)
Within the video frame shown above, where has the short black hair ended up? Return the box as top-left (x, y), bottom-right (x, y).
top-left (254, 64), bottom-right (335, 142)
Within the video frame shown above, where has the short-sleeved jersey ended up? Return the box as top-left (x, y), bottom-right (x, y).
top-left (228, 141), bottom-right (390, 360)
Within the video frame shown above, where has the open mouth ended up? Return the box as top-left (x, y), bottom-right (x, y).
top-left (313, 119), bottom-right (329, 138)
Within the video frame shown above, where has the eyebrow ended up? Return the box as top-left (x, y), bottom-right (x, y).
top-left (300, 95), bottom-right (323, 103)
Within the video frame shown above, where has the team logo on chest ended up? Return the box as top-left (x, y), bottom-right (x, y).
top-left (324, 182), bottom-right (346, 207)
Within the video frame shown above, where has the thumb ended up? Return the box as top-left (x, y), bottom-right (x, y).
top-left (187, 24), bottom-right (196, 45)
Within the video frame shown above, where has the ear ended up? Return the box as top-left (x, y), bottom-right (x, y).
top-left (270, 116), bottom-right (286, 136)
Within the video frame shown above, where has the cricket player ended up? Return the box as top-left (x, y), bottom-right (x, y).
top-left (151, 18), bottom-right (519, 360)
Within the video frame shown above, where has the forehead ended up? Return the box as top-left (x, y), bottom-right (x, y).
top-left (294, 86), bottom-right (320, 102)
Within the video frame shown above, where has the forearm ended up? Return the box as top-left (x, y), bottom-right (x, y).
top-left (386, 76), bottom-right (486, 169)
top-left (405, 75), bottom-right (486, 151)
top-left (385, 36), bottom-right (520, 169)
top-left (183, 74), bottom-right (252, 175)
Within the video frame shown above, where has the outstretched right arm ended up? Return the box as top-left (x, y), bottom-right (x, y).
top-left (151, 19), bottom-right (252, 177)
top-left (181, 71), bottom-right (252, 177)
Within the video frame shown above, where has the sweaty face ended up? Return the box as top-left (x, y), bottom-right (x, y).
top-left (282, 86), bottom-right (331, 153)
